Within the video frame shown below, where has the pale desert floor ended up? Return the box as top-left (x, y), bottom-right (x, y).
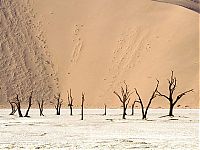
top-left (0, 109), bottom-right (199, 149)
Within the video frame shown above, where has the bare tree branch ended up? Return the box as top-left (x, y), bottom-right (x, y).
top-left (135, 80), bottom-right (159, 119)
top-left (114, 81), bottom-right (132, 119)
top-left (157, 71), bottom-right (193, 116)
top-left (174, 89), bottom-right (194, 105)
top-left (156, 90), bottom-right (170, 100)
top-left (113, 91), bottom-right (123, 103)
top-left (131, 100), bottom-right (141, 115)
top-left (24, 91), bottom-right (33, 117)
top-left (52, 93), bottom-right (63, 115)
top-left (14, 94), bottom-right (23, 117)
top-left (37, 100), bottom-right (45, 116)
top-left (8, 100), bottom-right (17, 115)
top-left (67, 89), bottom-right (74, 116)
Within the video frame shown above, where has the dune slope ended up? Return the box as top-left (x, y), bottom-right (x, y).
top-left (0, 0), bottom-right (199, 108)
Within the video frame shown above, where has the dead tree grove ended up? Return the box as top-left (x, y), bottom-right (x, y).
top-left (51, 93), bottom-right (63, 115)
top-left (37, 100), bottom-right (45, 116)
top-left (114, 82), bottom-right (132, 119)
top-left (67, 89), bottom-right (74, 116)
top-left (135, 80), bottom-right (159, 119)
top-left (81, 92), bottom-right (85, 120)
top-left (156, 71), bottom-right (193, 116)
top-left (24, 91), bottom-right (33, 117)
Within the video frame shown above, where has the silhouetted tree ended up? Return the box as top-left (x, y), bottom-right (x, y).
top-left (51, 93), bottom-right (63, 115)
top-left (14, 94), bottom-right (23, 117)
top-left (157, 71), bottom-right (193, 116)
top-left (8, 100), bottom-right (17, 115)
top-left (135, 80), bottom-right (159, 119)
top-left (24, 91), bottom-right (33, 117)
top-left (114, 82), bottom-right (132, 119)
top-left (104, 104), bottom-right (107, 116)
top-left (81, 92), bottom-right (85, 120)
top-left (37, 99), bottom-right (44, 116)
top-left (67, 89), bottom-right (73, 116)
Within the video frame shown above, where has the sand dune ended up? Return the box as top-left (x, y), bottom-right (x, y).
top-left (153, 0), bottom-right (200, 13)
top-left (0, 0), bottom-right (199, 108)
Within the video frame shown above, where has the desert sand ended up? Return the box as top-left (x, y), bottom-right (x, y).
top-left (0, 109), bottom-right (199, 149)
top-left (0, 0), bottom-right (199, 108)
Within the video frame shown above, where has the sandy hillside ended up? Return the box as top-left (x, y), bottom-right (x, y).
top-left (0, 0), bottom-right (199, 108)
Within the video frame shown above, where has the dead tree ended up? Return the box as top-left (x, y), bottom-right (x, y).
top-left (113, 82), bottom-right (132, 119)
top-left (135, 80), bottom-right (159, 119)
top-left (24, 91), bottom-right (33, 117)
top-left (131, 100), bottom-right (140, 116)
top-left (157, 71), bottom-right (193, 116)
top-left (67, 89), bottom-right (73, 116)
top-left (8, 100), bottom-right (17, 115)
top-left (51, 93), bottom-right (63, 115)
top-left (81, 92), bottom-right (85, 120)
top-left (104, 104), bottom-right (107, 116)
top-left (37, 100), bottom-right (44, 116)
top-left (14, 94), bottom-right (23, 117)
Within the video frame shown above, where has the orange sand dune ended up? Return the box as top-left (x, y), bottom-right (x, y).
top-left (0, 0), bottom-right (199, 108)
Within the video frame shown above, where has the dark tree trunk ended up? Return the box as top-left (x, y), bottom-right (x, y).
top-left (122, 104), bottom-right (126, 119)
top-left (8, 102), bottom-right (17, 115)
top-left (58, 108), bottom-right (60, 115)
top-left (56, 107), bottom-right (59, 115)
top-left (24, 92), bottom-right (33, 117)
top-left (70, 106), bottom-right (73, 116)
top-left (131, 104), bottom-right (134, 115)
top-left (53, 94), bottom-right (62, 115)
top-left (141, 109), bottom-right (145, 119)
top-left (169, 103), bottom-right (174, 116)
top-left (40, 109), bottom-right (44, 116)
top-left (124, 110), bottom-right (127, 115)
top-left (24, 106), bottom-right (31, 117)
top-left (140, 102), bottom-right (145, 120)
top-left (122, 112), bottom-right (126, 119)
top-left (67, 89), bottom-right (74, 116)
top-left (56, 104), bottom-right (61, 115)
top-left (15, 95), bottom-right (23, 117)
top-left (81, 92), bottom-right (85, 120)
top-left (59, 104), bottom-right (62, 114)
top-left (142, 114), bottom-right (147, 120)
top-left (81, 104), bottom-right (84, 120)
top-left (17, 103), bottom-right (23, 117)
top-left (131, 101), bottom-right (140, 116)
top-left (37, 100), bottom-right (44, 116)
top-left (104, 104), bottom-right (106, 116)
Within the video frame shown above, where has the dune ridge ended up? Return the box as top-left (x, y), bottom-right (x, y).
top-left (152, 0), bottom-right (200, 13)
